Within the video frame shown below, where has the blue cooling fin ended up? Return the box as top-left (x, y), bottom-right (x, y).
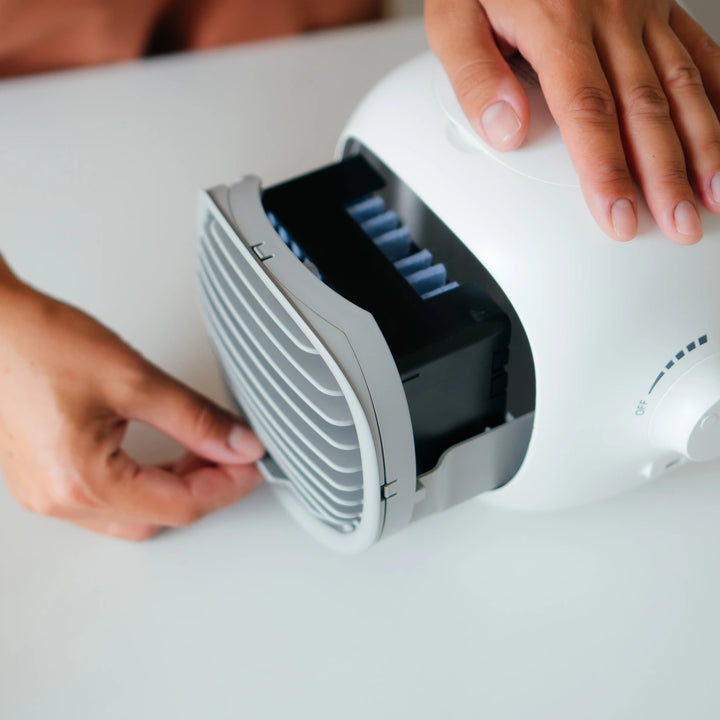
top-left (394, 249), bottom-right (432, 275)
top-left (405, 264), bottom-right (447, 295)
top-left (345, 196), bottom-right (458, 300)
top-left (374, 227), bottom-right (412, 261)
top-left (268, 212), bottom-right (322, 279)
top-left (269, 193), bottom-right (458, 300)
top-left (421, 281), bottom-right (460, 300)
top-left (360, 210), bottom-right (400, 238)
top-left (268, 212), bottom-right (303, 258)
top-left (345, 195), bottom-right (385, 223)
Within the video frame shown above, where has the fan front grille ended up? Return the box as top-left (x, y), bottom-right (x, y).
top-left (198, 213), bottom-right (364, 532)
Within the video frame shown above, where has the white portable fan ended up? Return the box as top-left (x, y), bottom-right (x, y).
top-left (197, 53), bottom-right (720, 552)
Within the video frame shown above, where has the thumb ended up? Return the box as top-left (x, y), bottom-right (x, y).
top-left (426, 0), bottom-right (529, 151)
top-left (114, 358), bottom-right (265, 465)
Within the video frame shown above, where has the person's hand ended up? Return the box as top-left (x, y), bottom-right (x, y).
top-left (0, 259), bottom-right (265, 540)
top-left (425, 0), bottom-right (720, 244)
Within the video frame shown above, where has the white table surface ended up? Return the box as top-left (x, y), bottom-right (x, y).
top-left (2, 11), bottom-right (720, 720)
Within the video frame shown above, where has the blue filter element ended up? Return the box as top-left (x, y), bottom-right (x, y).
top-left (421, 282), bottom-right (460, 301)
top-left (361, 210), bottom-right (401, 238)
top-left (345, 196), bottom-right (385, 223)
top-left (394, 249), bottom-right (432, 276)
top-left (345, 196), bottom-right (458, 300)
top-left (405, 264), bottom-right (447, 295)
top-left (268, 211), bottom-right (322, 279)
top-left (374, 227), bottom-right (412, 261)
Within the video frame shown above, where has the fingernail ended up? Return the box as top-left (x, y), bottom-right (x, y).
top-left (611, 198), bottom-right (637, 241)
top-left (674, 200), bottom-right (702, 239)
top-left (480, 101), bottom-right (522, 149)
top-left (228, 424), bottom-right (265, 461)
top-left (711, 172), bottom-right (720, 204)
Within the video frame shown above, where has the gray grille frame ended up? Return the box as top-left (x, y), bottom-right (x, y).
top-left (197, 176), bottom-right (417, 552)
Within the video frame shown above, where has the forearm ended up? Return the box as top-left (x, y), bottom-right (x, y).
top-left (0, 249), bottom-right (264, 540)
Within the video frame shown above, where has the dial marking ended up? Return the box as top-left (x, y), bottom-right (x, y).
top-left (648, 334), bottom-right (710, 395)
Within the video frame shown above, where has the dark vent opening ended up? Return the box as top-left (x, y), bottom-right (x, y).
top-left (262, 154), bottom-right (510, 474)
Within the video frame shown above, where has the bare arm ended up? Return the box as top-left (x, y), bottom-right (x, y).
top-left (0, 255), bottom-right (264, 540)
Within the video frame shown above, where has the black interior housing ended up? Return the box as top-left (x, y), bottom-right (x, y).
top-left (262, 154), bottom-right (511, 475)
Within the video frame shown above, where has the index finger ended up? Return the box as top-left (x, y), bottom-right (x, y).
top-left (426, 0), bottom-right (530, 150)
top-left (526, 29), bottom-right (639, 241)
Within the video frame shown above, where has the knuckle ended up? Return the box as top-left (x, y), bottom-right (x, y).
top-left (15, 472), bottom-right (96, 518)
top-left (696, 34), bottom-right (720, 63)
top-left (663, 62), bottom-right (704, 94)
top-left (621, 83), bottom-right (671, 121)
top-left (592, 161), bottom-right (633, 189)
top-left (118, 352), bottom-right (155, 401)
top-left (53, 472), bottom-right (95, 511)
top-left (7, 472), bottom-right (63, 517)
top-left (29, 497), bottom-right (64, 518)
top-left (565, 85), bottom-right (617, 126)
top-left (656, 161), bottom-right (691, 188)
top-left (188, 397), bottom-right (223, 440)
top-left (701, 137), bottom-right (720, 159)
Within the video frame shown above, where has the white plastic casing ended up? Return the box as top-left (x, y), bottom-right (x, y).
top-left (339, 53), bottom-right (720, 510)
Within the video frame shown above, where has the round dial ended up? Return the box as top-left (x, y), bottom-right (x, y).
top-left (648, 353), bottom-right (720, 462)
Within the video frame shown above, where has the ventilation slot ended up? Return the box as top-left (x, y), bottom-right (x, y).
top-left (198, 214), bottom-right (364, 532)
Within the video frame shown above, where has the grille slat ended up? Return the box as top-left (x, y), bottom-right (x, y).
top-left (203, 227), bottom-right (342, 397)
top-left (200, 282), bottom-right (364, 483)
top-left (266, 476), bottom-right (356, 532)
top-left (199, 269), bottom-right (360, 456)
top-left (199, 252), bottom-right (354, 429)
top-left (206, 218), bottom-right (318, 356)
top-left (200, 247), bottom-right (353, 425)
top-left (200, 211), bottom-right (368, 531)
top-left (206, 324), bottom-right (363, 519)
top-left (203, 300), bottom-right (359, 454)
top-left (224, 372), bottom-right (363, 514)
